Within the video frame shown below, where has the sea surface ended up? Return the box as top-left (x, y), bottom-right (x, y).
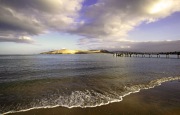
top-left (0, 54), bottom-right (180, 114)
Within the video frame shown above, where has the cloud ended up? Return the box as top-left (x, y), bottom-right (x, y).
top-left (0, 0), bottom-right (83, 43)
top-left (131, 40), bottom-right (180, 52)
top-left (0, 0), bottom-right (180, 52)
top-left (0, 34), bottom-right (34, 43)
top-left (73, 0), bottom-right (180, 43)
top-left (81, 40), bottom-right (180, 52)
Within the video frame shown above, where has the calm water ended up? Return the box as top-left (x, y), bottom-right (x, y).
top-left (0, 54), bottom-right (180, 114)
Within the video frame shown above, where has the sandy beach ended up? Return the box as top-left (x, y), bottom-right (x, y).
top-left (6, 80), bottom-right (180, 115)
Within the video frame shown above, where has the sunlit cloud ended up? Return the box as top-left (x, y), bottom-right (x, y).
top-left (149, 0), bottom-right (173, 14)
top-left (0, 0), bottom-right (180, 52)
top-left (74, 0), bottom-right (180, 51)
top-left (74, 0), bottom-right (180, 41)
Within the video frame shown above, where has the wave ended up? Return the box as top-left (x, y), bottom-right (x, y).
top-left (3, 76), bottom-right (180, 115)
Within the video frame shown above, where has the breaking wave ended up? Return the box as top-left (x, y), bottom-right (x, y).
top-left (3, 76), bottom-right (180, 115)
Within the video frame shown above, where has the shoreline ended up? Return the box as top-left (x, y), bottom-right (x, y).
top-left (3, 77), bottom-right (180, 115)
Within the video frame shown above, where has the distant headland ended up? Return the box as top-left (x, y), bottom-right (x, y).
top-left (40, 49), bottom-right (111, 54)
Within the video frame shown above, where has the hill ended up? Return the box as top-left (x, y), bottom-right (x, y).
top-left (40, 49), bottom-right (111, 54)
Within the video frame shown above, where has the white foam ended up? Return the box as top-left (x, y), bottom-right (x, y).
top-left (2, 76), bottom-right (180, 115)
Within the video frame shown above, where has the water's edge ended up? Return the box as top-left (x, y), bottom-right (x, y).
top-left (3, 76), bottom-right (180, 115)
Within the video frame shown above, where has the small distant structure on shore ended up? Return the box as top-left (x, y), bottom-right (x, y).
top-left (113, 51), bottom-right (180, 59)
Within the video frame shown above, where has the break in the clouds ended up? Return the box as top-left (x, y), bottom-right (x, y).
top-left (0, 0), bottom-right (180, 52)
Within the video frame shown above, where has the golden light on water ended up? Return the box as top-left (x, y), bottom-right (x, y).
top-left (149, 0), bottom-right (173, 14)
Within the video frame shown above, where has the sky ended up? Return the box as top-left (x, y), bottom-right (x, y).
top-left (0, 0), bottom-right (180, 54)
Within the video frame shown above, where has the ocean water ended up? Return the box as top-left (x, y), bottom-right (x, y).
top-left (0, 54), bottom-right (180, 114)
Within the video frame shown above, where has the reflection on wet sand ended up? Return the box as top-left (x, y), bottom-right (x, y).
top-left (7, 80), bottom-right (180, 115)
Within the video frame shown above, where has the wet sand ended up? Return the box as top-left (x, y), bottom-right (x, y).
top-left (6, 80), bottom-right (180, 115)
